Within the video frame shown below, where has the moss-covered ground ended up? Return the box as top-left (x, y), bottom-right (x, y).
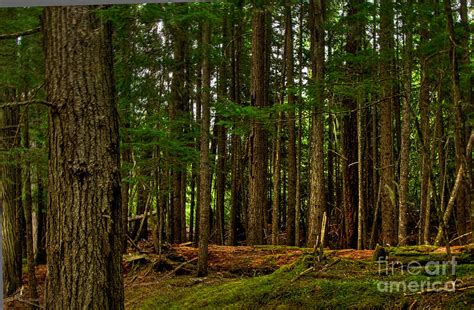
top-left (124, 244), bottom-right (474, 309)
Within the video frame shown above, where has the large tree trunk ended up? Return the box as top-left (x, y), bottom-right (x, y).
top-left (197, 20), bottom-right (212, 276)
top-left (0, 104), bottom-right (22, 296)
top-left (169, 19), bottom-right (187, 244)
top-left (43, 6), bottom-right (124, 308)
top-left (379, 0), bottom-right (396, 245)
top-left (307, 0), bottom-right (325, 248)
top-left (342, 0), bottom-right (363, 249)
top-left (248, 1), bottom-right (268, 245)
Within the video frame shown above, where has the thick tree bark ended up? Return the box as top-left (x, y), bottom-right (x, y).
top-left (43, 6), bottom-right (124, 308)
top-left (0, 104), bottom-right (22, 296)
top-left (197, 20), bottom-right (212, 276)
top-left (379, 0), bottom-right (396, 245)
top-left (248, 1), bottom-right (268, 245)
top-left (307, 0), bottom-right (325, 248)
top-left (169, 19), bottom-right (188, 244)
top-left (343, 0), bottom-right (363, 249)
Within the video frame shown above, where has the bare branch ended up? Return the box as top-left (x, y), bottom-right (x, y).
top-left (0, 27), bottom-right (41, 40)
top-left (0, 100), bottom-right (53, 109)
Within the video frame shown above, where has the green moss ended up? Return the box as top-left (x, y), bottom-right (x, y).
top-left (131, 248), bottom-right (474, 309)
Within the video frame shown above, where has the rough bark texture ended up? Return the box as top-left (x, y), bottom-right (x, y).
top-left (43, 6), bottom-right (124, 308)
top-left (0, 104), bottom-right (22, 296)
top-left (169, 20), bottom-right (187, 244)
top-left (307, 0), bottom-right (325, 248)
top-left (379, 0), bottom-right (396, 245)
top-left (197, 21), bottom-right (211, 276)
top-left (248, 2), bottom-right (268, 245)
top-left (342, 0), bottom-right (363, 249)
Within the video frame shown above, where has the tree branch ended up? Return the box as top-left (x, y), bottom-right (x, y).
top-left (0, 100), bottom-right (53, 109)
top-left (0, 27), bottom-right (41, 40)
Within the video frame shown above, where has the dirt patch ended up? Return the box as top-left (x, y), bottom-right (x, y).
top-left (173, 245), bottom-right (304, 274)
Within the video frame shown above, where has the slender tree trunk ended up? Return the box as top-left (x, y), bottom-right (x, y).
top-left (295, 1), bottom-right (304, 246)
top-left (398, 0), bottom-right (412, 246)
top-left (194, 30), bottom-right (203, 246)
top-left (34, 170), bottom-right (46, 264)
top-left (43, 6), bottom-right (124, 308)
top-left (419, 5), bottom-right (431, 243)
top-left (379, 0), bottom-right (396, 245)
top-left (197, 21), bottom-right (212, 276)
top-left (272, 113), bottom-right (282, 245)
top-left (284, 0), bottom-right (297, 246)
top-left (216, 13), bottom-right (229, 246)
top-left (307, 0), bottom-right (326, 248)
top-left (23, 107), bottom-right (38, 300)
top-left (248, 1), bottom-right (268, 245)
top-left (229, 2), bottom-right (243, 245)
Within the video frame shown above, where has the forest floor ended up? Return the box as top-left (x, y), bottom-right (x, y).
top-left (5, 242), bottom-right (474, 309)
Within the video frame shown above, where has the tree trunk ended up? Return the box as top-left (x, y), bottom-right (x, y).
top-left (343, 0), bottom-right (363, 249)
top-left (419, 4), bottom-right (431, 243)
top-left (398, 0), bottom-right (413, 246)
top-left (272, 113), bottom-right (282, 245)
top-left (0, 104), bottom-right (22, 296)
top-left (379, 0), bottom-right (396, 245)
top-left (197, 20), bottom-right (212, 276)
top-left (169, 19), bottom-right (188, 244)
top-left (307, 0), bottom-right (325, 248)
top-left (229, 2), bottom-right (243, 245)
top-left (34, 170), bottom-right (47, 264)
top-left (43, 6), bottom-right (124, 308)
top-left (23, 106), bottom-right (38, 299)
top-left (248, 1), bottom-right (268, 245)
top-left (284, 0), bottom-right (297, 246)
top-left (216, 14), bottom-right (230, 246)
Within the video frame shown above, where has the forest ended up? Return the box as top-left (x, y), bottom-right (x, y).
top-left (0, 0), bottom-right (473, 308)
